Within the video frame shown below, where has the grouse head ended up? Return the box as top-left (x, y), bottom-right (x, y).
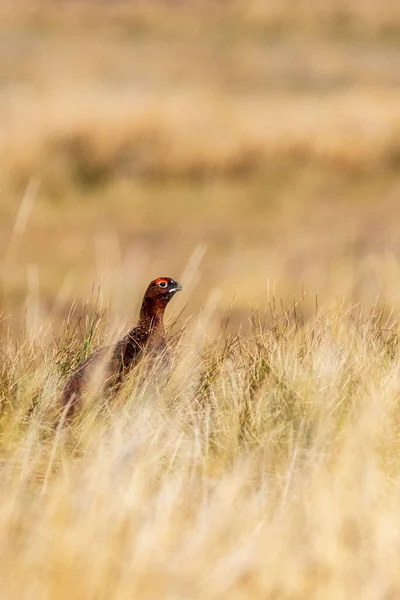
top-left (145, 277), bottom-right (182, 304)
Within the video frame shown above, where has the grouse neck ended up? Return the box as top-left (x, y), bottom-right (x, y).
top-left (138, 296), bottom-right (167, 335)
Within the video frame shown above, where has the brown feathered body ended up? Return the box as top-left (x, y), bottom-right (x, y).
top-left (61, 277), bottom-right (182, 412)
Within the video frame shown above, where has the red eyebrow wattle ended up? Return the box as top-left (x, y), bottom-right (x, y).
top-left (155, 278), bottom-right (169, 285)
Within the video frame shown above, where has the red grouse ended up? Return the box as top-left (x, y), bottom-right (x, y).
top-left (61, 277), bottom-right (182, 412)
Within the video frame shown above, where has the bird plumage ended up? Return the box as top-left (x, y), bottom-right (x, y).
top-left (61, 277), bottom-right (182, 414)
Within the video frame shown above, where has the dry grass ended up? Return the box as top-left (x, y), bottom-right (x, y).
top-left (2, 0), bottom-right (400, 36)
top-left (2, 298), bottom-right (400, 598)
top-left (1, 4), bottom-right (400, 595)
top-left (1, 0), bottom-right (400, 330)
top-left (3, 89), bottom-right (400, 184)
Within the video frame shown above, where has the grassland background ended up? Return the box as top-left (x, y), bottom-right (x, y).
top-left (1, 2), bottom-right (400, 598)
top-left (1, 0), bottom-right (400, 334)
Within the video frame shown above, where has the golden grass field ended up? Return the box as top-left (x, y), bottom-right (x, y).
top-left (1, 1), bottom-right (400, 597)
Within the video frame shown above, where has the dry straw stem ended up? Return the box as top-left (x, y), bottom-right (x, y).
top-left (1, 298), bottom-right (400, 598)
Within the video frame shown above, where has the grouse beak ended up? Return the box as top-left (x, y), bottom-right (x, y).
top-left (169, 282), bottom-right (182, 294)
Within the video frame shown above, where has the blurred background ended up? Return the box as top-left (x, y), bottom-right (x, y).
top-left (1, 0), bottom-right (400, 335)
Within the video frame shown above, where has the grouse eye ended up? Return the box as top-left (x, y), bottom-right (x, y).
top-left (158, 281), bottom-right (168, 288)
